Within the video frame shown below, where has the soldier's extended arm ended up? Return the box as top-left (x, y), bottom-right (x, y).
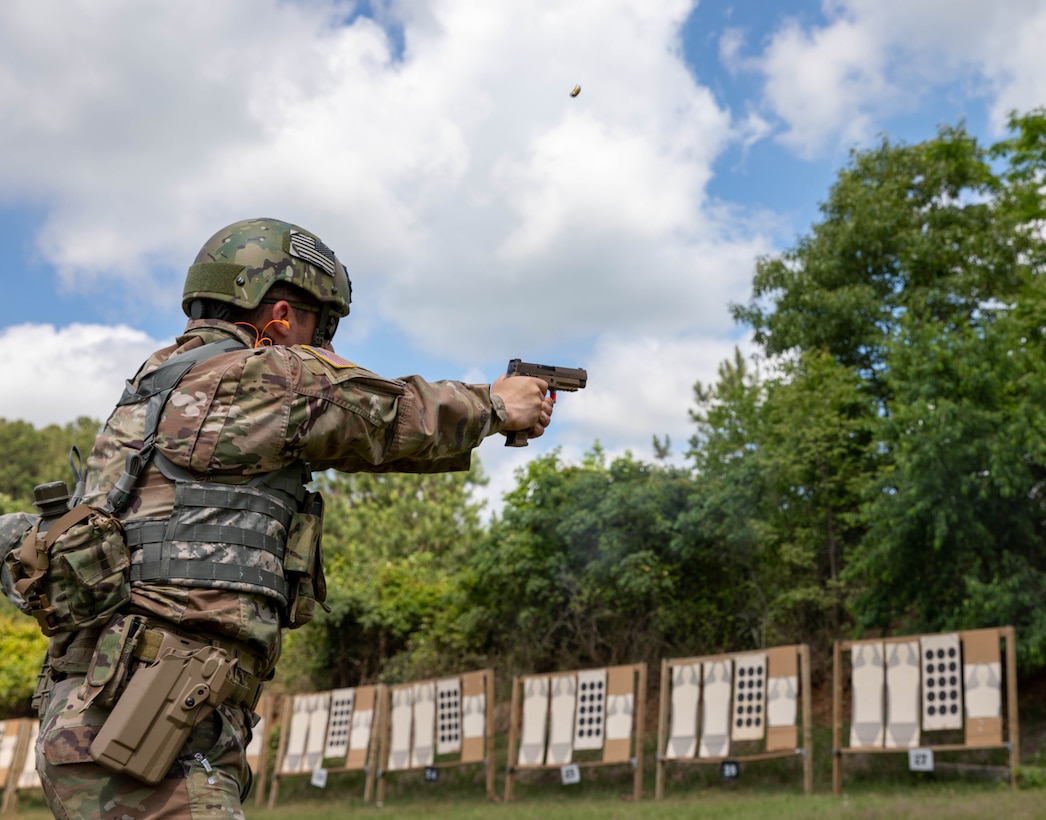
top-left (503, 358), bottom-right (587, 447)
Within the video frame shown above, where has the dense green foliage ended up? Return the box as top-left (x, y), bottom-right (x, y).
top-left (464, 447), bottom-right (743, 673)
top-left (730, 109), bottom-right (1046, 668)
top-left (0, 416), bottom-right (99, 506)
top-left (274, 467), bottom-right (490, 692)
top-left (0, 604), bottom-right (47, 717)
top-left (6, 112), bottom-right (1046, 704)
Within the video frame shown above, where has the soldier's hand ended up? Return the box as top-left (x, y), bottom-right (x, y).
top-left (492, 374), bottom-right (554, 438)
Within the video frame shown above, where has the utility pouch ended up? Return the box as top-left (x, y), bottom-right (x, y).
top-left (89, 631), bottom-right (238, 785)
top-left (283, 491), bottom-right (327, 629)
top-left (14, 505), bottom-right (130, 636)
top-left (80, 613), bottom-right (147, 709)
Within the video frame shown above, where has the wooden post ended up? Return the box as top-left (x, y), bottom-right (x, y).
top-left (504, 675), bottom-right (522, 802)
top-left (375, 685), bottom-right (392, 806)
top-left (633, 663), bottom-right (647, 801)
top-left (363, 684), bottom-right (383, 803)
top-left (251, 694), bottom-right (273, 807)
top-left (800, 643), bottom-right (813, 795)
top-left (267, 694), bottom-right (293, 809)
top-left (485, 670), bottom-right (496, 800)
top-left (0, 720), bottom-right (32, 816)
top-left (1005, 626), bottom-right (1020, 789)
top-left (655, 657), bottom-right (670, 799)
top-left (832, 640), bottom-right (843, 796)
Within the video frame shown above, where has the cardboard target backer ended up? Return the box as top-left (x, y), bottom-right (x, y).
top-left (765, 647), bottom-right (798, 751)
top-left (604, 665), bottom-right (635, 763)
top-left (345, 686), bottom-right (376, 769)
top-left (460, 671), bottom-right (487, 763)
top-left (962, 629), bottom-right (1003, 745)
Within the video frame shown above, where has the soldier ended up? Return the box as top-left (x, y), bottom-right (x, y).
top-left (2, 218), bottom-right (553, 818)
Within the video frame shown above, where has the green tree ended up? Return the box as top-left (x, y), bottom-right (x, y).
top-left (725, 109), bottom-right (1046, 667)
top-left (465, 447), bottom-right (725, 673)
top-left (275, 465), bottom-right (489, 692)
top-left (0, 417), bottom-right (99, 505)
top-left (733, 121), bottom-right (1022, 403)
top-left (686, 349), bottom-right (877, 654)
top-left (0, 608), bottom-right (46, 717)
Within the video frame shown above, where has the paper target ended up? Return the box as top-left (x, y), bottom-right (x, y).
top-left (921, 633), bottom-right (962, 731)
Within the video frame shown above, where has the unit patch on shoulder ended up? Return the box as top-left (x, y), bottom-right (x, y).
top-left (303, 345), bottom-right (356, 369)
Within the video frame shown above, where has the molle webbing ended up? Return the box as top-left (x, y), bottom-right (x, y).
top-left (123, 459), bottom-right (309, 604)
top-left (106, 338), bottom-right (246, 514)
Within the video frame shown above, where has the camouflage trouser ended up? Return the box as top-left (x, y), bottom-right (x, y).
top-left (36, 675), bottom-right (254, 819)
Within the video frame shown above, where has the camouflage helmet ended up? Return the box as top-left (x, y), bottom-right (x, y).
top-left (182, 218), bottom-right (352, 322)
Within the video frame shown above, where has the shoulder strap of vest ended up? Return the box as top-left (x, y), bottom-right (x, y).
top-left (104, 338), bottom-right (246, 513)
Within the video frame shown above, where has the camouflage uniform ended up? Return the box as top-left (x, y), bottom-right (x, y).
top-left (20, 220), bottom-right (510, 818)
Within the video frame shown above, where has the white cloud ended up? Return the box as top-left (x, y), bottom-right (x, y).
top-left (0, 0), bottom-right (765, 359)
top-left (750, 0), bottom-right (1046, 156)
top-left (0, 323), bottom-right (165, 428)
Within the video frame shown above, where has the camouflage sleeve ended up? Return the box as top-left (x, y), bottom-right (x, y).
top-left (0, 512), bottom-right (36, 613)
top-left (284, 346), bottom-right (507, 473)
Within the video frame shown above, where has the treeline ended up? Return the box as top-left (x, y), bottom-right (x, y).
top-left (5, 111), bottom-right (1046, 710)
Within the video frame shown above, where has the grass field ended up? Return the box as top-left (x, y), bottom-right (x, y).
top-left (8, 683), bottom-right (1046, 818)
top-left (10, 783), bottom-right (1046, 819)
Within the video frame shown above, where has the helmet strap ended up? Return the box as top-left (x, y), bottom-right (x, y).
top-left (312, 305), bottom-right (331, 347)
top-left (189, 299), bottom-right (234, 321)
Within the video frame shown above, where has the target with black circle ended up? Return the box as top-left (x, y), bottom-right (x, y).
top-left (920, 633), bottom-right (963, 731)
top-left (731, 653), bottom-right (767, 742)
top-left (436, 677), bottom-right (463, 755)
top-left (574, 669), bottom-right (607, 751)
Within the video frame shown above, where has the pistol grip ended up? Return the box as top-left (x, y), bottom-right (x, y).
top-left (504, 431), bottom-right (529, 447)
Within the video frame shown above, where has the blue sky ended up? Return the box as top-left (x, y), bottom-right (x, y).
top-left (0, 0), bottom-right (1042, 511)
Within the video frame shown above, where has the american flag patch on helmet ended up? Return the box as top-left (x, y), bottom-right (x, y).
top-left (289, 230), bottom-right (337, 276)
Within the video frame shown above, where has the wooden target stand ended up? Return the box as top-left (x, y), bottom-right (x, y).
top-left (373, 669), bottom-right (496, 805)
top-left (504, 663), bottom-right (647, 802)
top-left (655, 644), bottom-right (813, 798)
top-left (267, 684), bottom-right (383, 808)
top-left (0, 718), bottom-right (41, 815)
top-left (244, 693), bottom-right (274, 806)
top-left (832, 625), bottom-right (1019, 794)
